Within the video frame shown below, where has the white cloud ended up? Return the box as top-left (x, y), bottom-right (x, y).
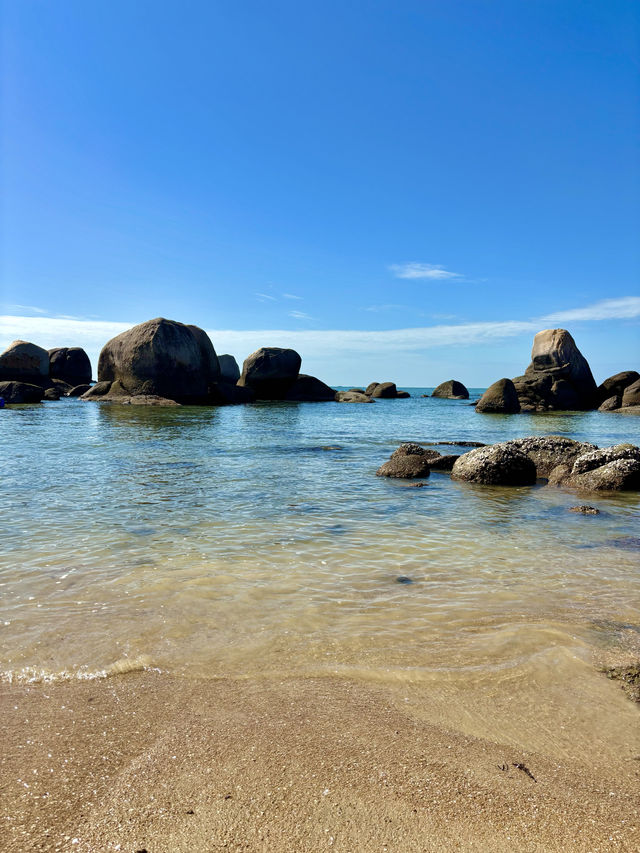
top-left (254, 292), bottom-right (277, 302)
top-left (282, 293), bottom-right (303, 300)
top-left (389, 262), bottom-right (463, 280)
top-left (363, 304), bottom-right (406, 313)
top-left (1, 295), bottom-right (638, 381)
top-left (288, 310), bottom-right (313, 320)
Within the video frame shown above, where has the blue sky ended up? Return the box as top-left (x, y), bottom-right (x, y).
top-left (1, 0), bottom-right (638, 385)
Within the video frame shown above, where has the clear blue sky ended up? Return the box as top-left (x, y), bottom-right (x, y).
top-left (1, 0), bottom-right (639, 385)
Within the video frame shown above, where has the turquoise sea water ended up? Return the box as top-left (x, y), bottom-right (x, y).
top-left (2, 390), bottom-right (640, 753)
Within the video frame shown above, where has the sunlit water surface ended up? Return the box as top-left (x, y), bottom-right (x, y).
top-left (1, 392), bottom-right (639, 754)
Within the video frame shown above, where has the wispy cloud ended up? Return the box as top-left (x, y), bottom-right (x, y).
top-left (2, 296), bottom-right (638, 378)
top-left (364, 304), bottom-right (407, 313)
top-left (254, 292), bottom-right (277, 302)
top-left (282, 293), bottom-right (303, 301)
top-left (389, 262), bottom-right (463, 280)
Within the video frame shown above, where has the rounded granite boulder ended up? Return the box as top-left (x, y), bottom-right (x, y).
top-left (0, 341), bottom-right (50, 383)
top-left (48, 347), bottom-right (92, 386)
top-left (238, 347), bottom-right (302, 400)
top-left (376, 443), bottom-right (438, 478)
top-left (475, 378), bottom-right (520, 414)
top-left (451, 443), bottom-right (537, 486)
top-left (431, 380), bottom-right (469, 400)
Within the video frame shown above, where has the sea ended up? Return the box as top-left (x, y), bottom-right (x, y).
top-left (1, 390), bottom-right (639, 755)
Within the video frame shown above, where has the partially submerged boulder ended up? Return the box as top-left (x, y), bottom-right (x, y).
top-left (238, 347), bottom-right (301, 399)
top-left (475, 378), bottom-right (520, 414)
top-left (451, 443), bottom-right (537, 486)
top-left (622, 378), bottom-right (640, 408)
top-left (596, 371), bottom-right (639, 407)
top-left (512, 329), bottom-right (597, 411)
top-left (335, 391), bottom-right (373, 403)
top-left (0, 380), bottom-right (44, 404)
top-left (599, 395), bottom-right (621, 412)
top-left (376, 443), bottom-right (437, 478)
top-left (218, 354), bottom-right (240, 384)
top-left (284, 374), bottom-right (336, 402)
top-left (506, 436), bottom-right (598, 478)
top-left (431, 380), bottom-right (469, 400)
top-left (370, 382), bottom-right (398, 399)
top-left (553, 444), bottom-right (640, 491)
top-left (0, 340), bottom-right (49, 383)
top-left (94, 318), bottom-right (219, 403)
top-left (48, 347), bottom-right (92, 386)
top-left (67, 384), bottom-right (91, 398)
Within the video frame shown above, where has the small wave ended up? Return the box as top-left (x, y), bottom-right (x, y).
top-left (1, 655), bottom-right (160, 685)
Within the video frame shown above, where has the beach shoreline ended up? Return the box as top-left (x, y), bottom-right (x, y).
top-left (2, 671), bottom-right (638, 852)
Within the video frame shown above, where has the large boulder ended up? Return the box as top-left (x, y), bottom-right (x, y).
top-left (284, 374), bottom-right (336, 402)
top-left (451, 443), bottom-right (537, 486)
top-left (431, 380), bottom-right (469, 399)
top-left (371, 382), bottom-right (397, 398)
top-left (376, 443), bottom-right (437, 478)
top-left (596, 371), bottom-right (639, 406)
top-left (237, 347), bottom-right (301, 399)
top-left (210, 382), bottom-right (256, 405)
top-left (48, 347), bottom-right (92, 386)
top-left (0, 380), bottom-right (44, 404)
top-left (0, 341), bottom-right (49, 383)
top-left (505, 436), bottom-right (598, 478)
top-left (599, 395), bottom-right (621, 412)
top-left (562, 444), bottom-right (640, 491)
top-left (622, 378), bottom-right (640, 408)
top-left (95, 318), bottom-right (219, 403)
top-left (475, 378), bottom-right (520, 414)
top-left (365, 382), bottom-right (380, 396)
top-left (218, 354), bottom-right (240, 383)
top-left (513, 329), bottom-right (596, 411)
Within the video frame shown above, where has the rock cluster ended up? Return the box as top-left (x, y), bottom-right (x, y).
top-left (335, 381), bottom-right (410, 403)
top-left (377, 435), bottom-right (640, 492)
top-left (474, 329), bottom-right (639, 414)
top-left (0, 340), bottom-right (93, 404)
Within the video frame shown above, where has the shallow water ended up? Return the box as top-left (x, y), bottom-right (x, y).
top-left (3, 391), bottom-right (640, 754)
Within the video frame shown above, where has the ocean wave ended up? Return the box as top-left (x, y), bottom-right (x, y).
top-left (1, 655), bottom-right (160, 685)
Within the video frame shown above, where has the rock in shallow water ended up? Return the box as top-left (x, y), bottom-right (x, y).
top-left (451, 443), bottom-right (537, 486)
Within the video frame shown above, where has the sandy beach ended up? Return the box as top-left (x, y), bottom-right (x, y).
top-left (2, 671), bottom-right (638, 852)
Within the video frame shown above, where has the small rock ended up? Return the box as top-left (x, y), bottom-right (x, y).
top-left (568, 505), bottom-right (600, 515)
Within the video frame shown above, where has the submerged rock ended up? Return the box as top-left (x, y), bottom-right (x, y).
top-left (0, 380), bottom-right (44, 404)
top-left (376, 443), bottom-right (437, 478)
top-left (568, 505), bottom-right (600, 514)
top-left (451, 443), bottom-right (537, 486)
top-left (335, 391), bottom-right (373, 403)
top-left (431, 380), bottom-right (469, 399)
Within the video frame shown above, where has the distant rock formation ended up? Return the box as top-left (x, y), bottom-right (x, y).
top-left (335, 390), bottom-right (373, 403)
top-left (595, 371), bottom-right (639, 408)
top-left (364, 381), bottom-right (410, 399)
top-left (431, 380), bottom-right (469, 399)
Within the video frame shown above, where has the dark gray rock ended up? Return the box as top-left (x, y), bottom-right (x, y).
top-left (431, 380), bottom-right (469, 399)
top-left (376, 443), bottom-right (436, 478)
top-left (514, 329), bottom-right (597, 411)
top-left (622, 378), bottom-right (640, 408)
top-left (210, 382), bottom-right (256, 405)
top-left (428, 454), bottom-right (459, 471)
top-left (396, 390), bottom-right (411, 398)
top-left (0, 341), bottom-right (49, 383)
top-left (365, 382), bottom-right (380, 396)
top-left (67, 384), bottom-right (91, 397)
top-left (96, 318), bottom-right (219, 403)
top-left (505, 436), bottom-right (598, 478)
top-left (561, 444), bottom-right (640, 491)
top-left (48, 347), bottom-right (92, 386)
top-left (218, 354), bottom-right (240, 384)
top-left (596, 371), bottom-right (639, 406)
top-left (238, 347), bottom-right (301, 399)
top-left (0, 380), bottom-right (44, 403)
top-left (569, 505), bottom-right (600, 514)
top-left (80, 381), bottom-right (113, 399)
top-left (284, 374), bottom-right (336, 402)
top-left (43, 387), bottom-right (61, 400)
top-left (599, 395), bottom-right (621, 412)
top-left (371, 382), bottom-right (397, 398)
top-left (475, 378), bottom-right (520, 414)
top-left (451, 443), bottom-right (537, 486)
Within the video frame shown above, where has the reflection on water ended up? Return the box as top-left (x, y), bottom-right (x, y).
top-left (1, 392), bottom-right (639, 753)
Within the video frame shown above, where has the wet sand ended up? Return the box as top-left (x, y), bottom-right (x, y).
top-left (1, 672), bottom-right (639, 852)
